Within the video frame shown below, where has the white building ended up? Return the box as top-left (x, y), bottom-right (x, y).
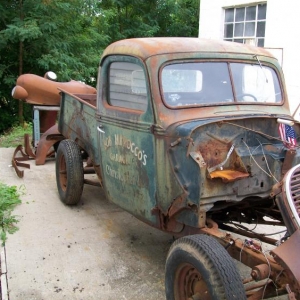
top-left (198, 0), bottom-right (300, 114)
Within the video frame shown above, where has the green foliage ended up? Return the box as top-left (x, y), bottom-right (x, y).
top-left (0, 98), bottom-right (19, 133)
top-left (1, 19), bottom-right (42, 42)
top-left (0, 122), bottom-right (32, 148)
top-left (0, 0), bottom-right (200, 133)
top-left (0, 96), bottom-right (31, 134)
top-left (0, 182), bottom-right (22, 244)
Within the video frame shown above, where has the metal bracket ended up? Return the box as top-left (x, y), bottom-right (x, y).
top-left (207, 144), bottom-right (235, 173)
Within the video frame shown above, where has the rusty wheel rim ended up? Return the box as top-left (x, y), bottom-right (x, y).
top-left (174, 263), bottom-right (211, 300)
top-left (58, 154), bottom-right (67, 192)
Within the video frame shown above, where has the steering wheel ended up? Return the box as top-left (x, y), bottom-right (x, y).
top-left (237, 93), bottom-right (258, 102)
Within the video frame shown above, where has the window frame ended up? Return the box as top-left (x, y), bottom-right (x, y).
top-left (159, 59), bottom-right (283, 109)
top-left (107, 60), bottom-right (149, 112)
top-left (223, 3), bottom-right (267, 47)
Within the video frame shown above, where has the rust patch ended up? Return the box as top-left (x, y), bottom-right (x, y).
top-left (198, 140), bottom-right (229, 168)
top-left (167, 195), bottom-right (187, 218)
top-left (282, 149), bottom-right (296, 175)
top-left (35, 124), bottom-right (64, 165)
top-left (11, 145), bottom-right (32, 178)
top-left (209, 169), bottom-right (249, 182)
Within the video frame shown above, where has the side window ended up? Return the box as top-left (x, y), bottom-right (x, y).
top-left (109, 62), bottom-right (147, 111)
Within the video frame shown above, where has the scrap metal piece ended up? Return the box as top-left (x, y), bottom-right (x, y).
top-left (207, 144), bottom-right (235, 173)
top-left (11, 145), bottom-right (32, 178)
top-left (271, 229), bottom-right (300, 292)
top-left (190, 151), bottom-right (206, 168)
top-left (251, 264), bottom-right (270, 281)
top-left (282, 149), bottom-right (296, 175)
top-left (12, 73), bottom-right (96, 105)
top-left (286, 284), bottom-right (296, 300)
top-left (208, 169), bottom-right (249, 182)
top-left (35, 124), bottom-right (63, 165)
top-left (23, 133), bottom-right (36, 158)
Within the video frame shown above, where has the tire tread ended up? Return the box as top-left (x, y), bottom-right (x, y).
top-left (165, 234), bottom-right (246, 300)
top-left (56, 140), bottom-right (84, 205)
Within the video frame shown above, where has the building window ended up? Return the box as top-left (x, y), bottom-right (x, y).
top-left (224, 3), bottom-right (266, 47)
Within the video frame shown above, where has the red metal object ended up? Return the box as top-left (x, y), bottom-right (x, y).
top-left (35, 124), bottom-right (64, 165)
top-left (12, 74), bottom-right (96, 106)
top-left (11, 145), bottom-right (33, 178)
top-left (271, 229), bottom-right (300, 294)
top-left (39, 110), bottom-right (58, 134)
top-left (11, 72), bottom-right (97, 175)
top-left (251, 264), bottom-right (270, 281)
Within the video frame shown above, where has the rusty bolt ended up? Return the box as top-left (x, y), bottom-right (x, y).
top-left (251, 269), bottom-right (259, 281)
top-left (251, 264), bottom-right (270, 281)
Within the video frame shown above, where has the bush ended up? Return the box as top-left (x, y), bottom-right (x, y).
top-left (0, 97), bottom-right (32, 135)
top-left (0, 182), bottom-right (22, 245)
top-left (0, 98), bottom-right (18, 134)
top-left (0, 123), bottom-right (33, 148)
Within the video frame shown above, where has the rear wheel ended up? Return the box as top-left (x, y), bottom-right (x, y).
top-left (56, 139), bottom-right (84, 205)
top-left (165, 234), bottom-right (246, 300)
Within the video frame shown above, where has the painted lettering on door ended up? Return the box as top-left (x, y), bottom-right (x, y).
top-left (103, 134), bottom-right (147, 166)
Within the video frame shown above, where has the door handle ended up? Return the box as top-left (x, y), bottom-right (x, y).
top-left (97, 126), bottom-right (105, 134)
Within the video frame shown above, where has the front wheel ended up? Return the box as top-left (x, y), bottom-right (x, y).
top-left (56, 139), bottom-right (84, 205)
top-left (165, 234), bottom-right (246, 300)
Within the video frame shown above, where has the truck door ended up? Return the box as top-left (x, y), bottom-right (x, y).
top-left (96, 56), bottom-right (157, 224)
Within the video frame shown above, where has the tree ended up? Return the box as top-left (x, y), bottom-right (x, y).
top-left (98, 0), bottom-right (200, 42)
top-left (155, 0), bottom-right (200, 37)
top-left (0, 0), bottom-right (108, 131)
top-left (98, 0), bottom-right (160, 42)
top-left (0, 0), bottom-right (200, 133)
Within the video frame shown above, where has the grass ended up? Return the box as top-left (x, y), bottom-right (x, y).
top-left (0, 124), bottom-right (27, 244)
top-left (0, 123), bottom-right (33, 148)
top-left (0, 182), bottom-right (22, 245)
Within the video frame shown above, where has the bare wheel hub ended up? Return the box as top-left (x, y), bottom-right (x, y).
top-left (176, 263), bottom-right (211, 300)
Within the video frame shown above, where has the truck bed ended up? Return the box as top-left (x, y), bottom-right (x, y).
top-left (58, 90), bottom-right (99, 164)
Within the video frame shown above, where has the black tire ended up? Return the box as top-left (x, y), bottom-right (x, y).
top-left (165, 234), bottom-right (246, 300)
top-left (56, 139), bottom-right (84, 205)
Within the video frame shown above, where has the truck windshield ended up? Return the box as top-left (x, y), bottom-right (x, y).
top-left (161, 62), bottom-right (282, 107)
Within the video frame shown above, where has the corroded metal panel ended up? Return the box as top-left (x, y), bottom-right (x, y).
top-left (102, 38), bottom-right (274, 63)
top-left (58, 90), bottom-right (100, 165)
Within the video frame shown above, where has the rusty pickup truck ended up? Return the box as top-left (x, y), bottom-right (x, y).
top-left (54, 38), bottom-right (300, 299)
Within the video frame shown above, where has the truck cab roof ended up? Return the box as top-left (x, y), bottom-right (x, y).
top-left (101, 37), bottom-right (275, 62)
